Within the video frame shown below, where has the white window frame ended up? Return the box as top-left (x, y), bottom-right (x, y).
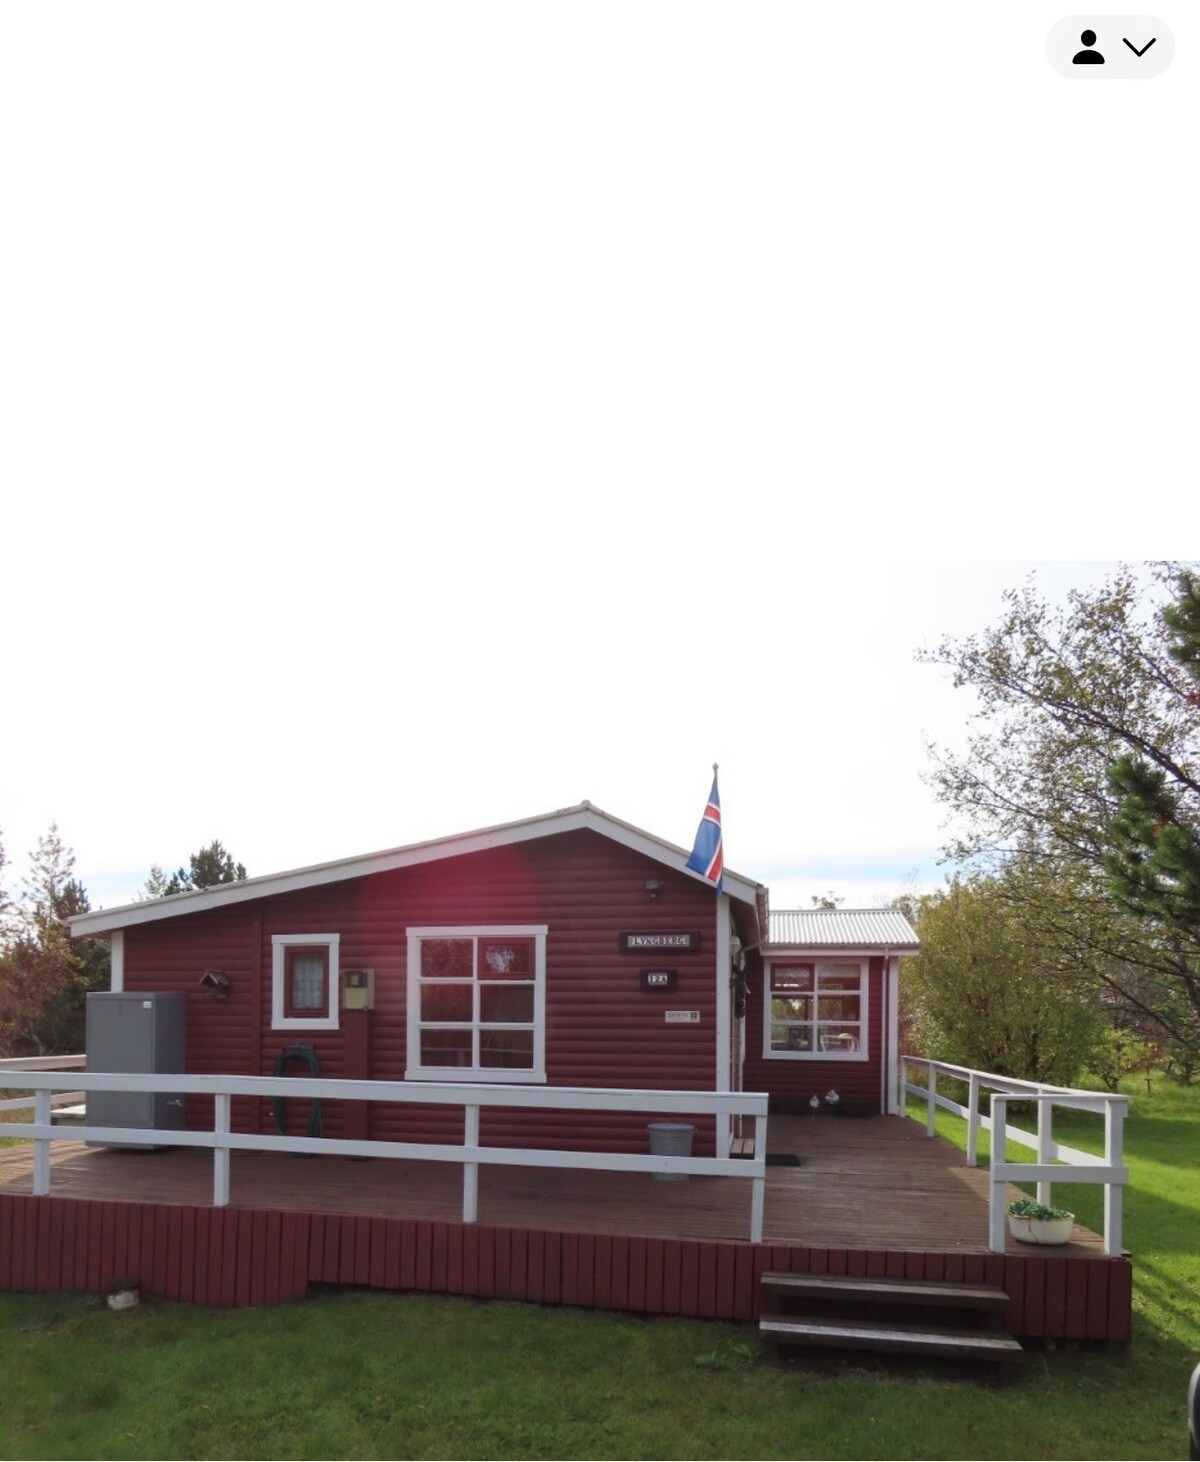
top-left (762, 957), bottom-right (869, 1063)
top-left (271, 933), bottom-right (340, 1031)
top-left (405, 925), bottom-right (548, 1084)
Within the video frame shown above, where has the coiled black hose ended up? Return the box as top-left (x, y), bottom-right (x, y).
top-left (271, 1043), bottom-right (323, 1140)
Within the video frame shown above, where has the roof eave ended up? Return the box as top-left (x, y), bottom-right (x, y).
top-left (67, 801), bottom-right (763, 938)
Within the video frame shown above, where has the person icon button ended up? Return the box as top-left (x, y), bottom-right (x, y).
top-left (1073, 29), bottom-right (1105, 63)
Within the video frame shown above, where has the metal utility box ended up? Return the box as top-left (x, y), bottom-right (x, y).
top-left (85, 991), bottom-right (186, 1146)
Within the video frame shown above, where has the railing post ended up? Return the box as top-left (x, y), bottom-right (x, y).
top-left (750, 1113), bottom-right (765, 1242)
top-left (1104, 1099), bottom-right (1125, 1256)
top-left (32, 1089), bottom-right (51, 1196)
top-left (213, 1093), bottom-right (231, 1208)
top-left (966, 1071), bottom-right (981, 1167)
top-left (988, 1094), bottom-right (1008, 1253)
top-left (1036, 1095), bottom-right (1053, 1206)
top-left (926, 1064), bottom-right (937, 1136)
top-left (462, 1104), bottom-right (479, 1224)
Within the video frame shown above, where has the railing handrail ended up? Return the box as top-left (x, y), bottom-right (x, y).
top-left (902, 1054), bottom-right (1131, 1105)
top-left (900, 1053), bottom-right (1129, 1257)
top-left (0, 1054), bottom-right (86, 1071)
top-left (0, 1069), bottom-right (768, 1117)
top-left (0, 1068), bottom-right (770, 1242)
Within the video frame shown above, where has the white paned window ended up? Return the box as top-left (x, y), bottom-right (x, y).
top-left (406, 926), bottom-right (547, 1083)
top-left (763, 960), bottom-right (868, 1062)
top-left (271, 933), bottom-right (340, 1031)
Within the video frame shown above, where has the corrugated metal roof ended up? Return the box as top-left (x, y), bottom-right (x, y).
top-left (766, 908), bottom-right (919, 950)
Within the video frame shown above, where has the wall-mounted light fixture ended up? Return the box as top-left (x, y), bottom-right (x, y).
top-left (199, 970), bottom-right (232, 999)
top-left (644, 879), bottom-right (665, 900)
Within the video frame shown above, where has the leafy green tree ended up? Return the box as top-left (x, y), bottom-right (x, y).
top-left (902, 870), bottom-right (1102, 1085)
top-left (0, 824), bottom-right (109, 1055)
top-left (144, 840), bottom-right (248, 898)
top-left (919, 563), bottom-right (1200, 1063)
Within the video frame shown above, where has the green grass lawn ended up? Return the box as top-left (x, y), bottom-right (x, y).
top-left (0, 1077), bottom-right (1196, 1460)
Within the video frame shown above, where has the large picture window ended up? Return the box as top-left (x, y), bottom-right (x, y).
top-left (406, 926), bottom-right (547, 1083)
top-left (763, 960), bottom-right (867, 1061)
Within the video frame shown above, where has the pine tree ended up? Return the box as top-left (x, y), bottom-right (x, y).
top-left (0, 825), bottom-right (109, 1055)
top-left (158, 840), bottom-right (247, 896)
top-left (1105, 570), bottom-right (1200, 948)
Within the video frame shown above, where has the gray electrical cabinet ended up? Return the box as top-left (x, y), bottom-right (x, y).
top-left (85, 991), bottom-right (186, 1146)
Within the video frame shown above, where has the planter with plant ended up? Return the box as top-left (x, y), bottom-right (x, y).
top-left (1007, 1197), bottom-right (1075, 1245)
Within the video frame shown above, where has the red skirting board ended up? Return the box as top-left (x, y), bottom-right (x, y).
top-left (0, 1193), bottom-right (1133, 1344)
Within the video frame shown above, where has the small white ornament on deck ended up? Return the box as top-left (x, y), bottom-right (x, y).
top-left (808, 1095), bottom-right (821, 1113)
top-left (824, 1089), bottom-right (840, 1109)
top-left (106, 1280), bottom-right (140, 1311)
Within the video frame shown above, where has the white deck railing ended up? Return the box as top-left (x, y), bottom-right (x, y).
top-left (900, 1055), bottom-right (1130, 1257)
top-left (0, 1054), bottom-right (86, 1115)
top-left (0, 1068), bottom-right (771, 1242)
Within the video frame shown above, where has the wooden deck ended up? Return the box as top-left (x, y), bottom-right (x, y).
top-left (0, 1114), bottom-right (1131, 1341)
top-left (0, 1114), bottom-right (1103, 1256)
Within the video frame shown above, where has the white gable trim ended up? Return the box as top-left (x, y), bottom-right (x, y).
top-left (67, 802), bottom-right (763, 937)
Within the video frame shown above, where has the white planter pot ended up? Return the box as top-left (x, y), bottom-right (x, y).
top-left (1008, 1212), bottom-right (1075, 1245)
top-left (1008, 1214), bottom-right (1034, 1243)
top-left (1030, 1214), bottom-right (1075, 1245)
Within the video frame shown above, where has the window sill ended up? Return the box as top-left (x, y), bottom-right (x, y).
top-left (763, 1048), bottom-right (868, 1062)
top-left (404, 1067), bottom-right (548, 1085)
top-left (271, 1016), bottom-right (340, 1032)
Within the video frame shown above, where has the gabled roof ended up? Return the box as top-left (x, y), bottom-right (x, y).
top-left (67, 801), bottom-right (764, 938)
top-left (766, 908), bottom-right (918, 951)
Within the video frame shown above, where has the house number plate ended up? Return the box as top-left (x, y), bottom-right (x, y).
top-left (665, 1010), bottom-right (700, 1024)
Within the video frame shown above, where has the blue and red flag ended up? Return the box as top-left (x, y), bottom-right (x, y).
top-left (686, 767), bottom-right (723, 892)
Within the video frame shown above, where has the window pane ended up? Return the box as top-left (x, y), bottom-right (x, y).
top-left (817, 995), bottom-right (861, 1021)
top-left (420, 1029), bottom-right (473, 1066)
top-left (290, 953), bottom-right (326, 1011)
top-left (421, 939), bottom-right (473, 977)
top-left (479, 1029), bottom-right (533, 1068)
top-left (818, 1026), bottom-right (861, 1053)
top-left (771, 966), bottom-right (812, 992)
top-left (481, 940), bottom-right (533, 977)
top-left (771, 1024), bottom-right (814, 1052)
top-left (480, 983), bottom-right (534, 1023)
top-left (816, 965), bottom-right (859, 991)
top-left (770, 996), bottom-right (812, 1023)
top-left (421, 983), bottom-right (472, 1022)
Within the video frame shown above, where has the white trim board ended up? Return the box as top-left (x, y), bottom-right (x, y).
top-left (271, 933), bottom-right (340, 1032)
top-left (69, 803), bottom-right (763, 937)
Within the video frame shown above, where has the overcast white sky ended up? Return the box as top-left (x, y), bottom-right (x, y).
top-left (0, 5), bottom-right (1194, 913)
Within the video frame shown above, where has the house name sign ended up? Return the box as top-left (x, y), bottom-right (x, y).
top-left (619, 931), bottom-right (701, 954)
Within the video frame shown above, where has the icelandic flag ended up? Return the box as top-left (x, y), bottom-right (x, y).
top-left (686, 769), bottom-right (723, 891)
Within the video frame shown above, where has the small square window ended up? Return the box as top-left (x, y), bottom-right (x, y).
top-left (271, 933), bottom-right (339, 1030)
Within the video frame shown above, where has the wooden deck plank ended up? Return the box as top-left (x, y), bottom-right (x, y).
top-left (0, 1115), bottom-right (1107, 1256)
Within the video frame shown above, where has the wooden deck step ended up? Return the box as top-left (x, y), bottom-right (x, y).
top-left (730, 1137), bottom-right (755, 1159)
top-left (760, 1313), bottom-right (1024, 1362)
top-left (761, 1272), bottom-right (1009, 1311)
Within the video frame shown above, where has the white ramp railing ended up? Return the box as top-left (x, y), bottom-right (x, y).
top-left (900, 1055), bottom-right (1130, 1257)
top-left (0, 1069), bottom-right (771, 1242)
top-left (0, 1054), bottom-right (86, 1116)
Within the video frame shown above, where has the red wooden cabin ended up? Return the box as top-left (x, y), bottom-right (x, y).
top-left (67, 802), bottom-right (915, 1148)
